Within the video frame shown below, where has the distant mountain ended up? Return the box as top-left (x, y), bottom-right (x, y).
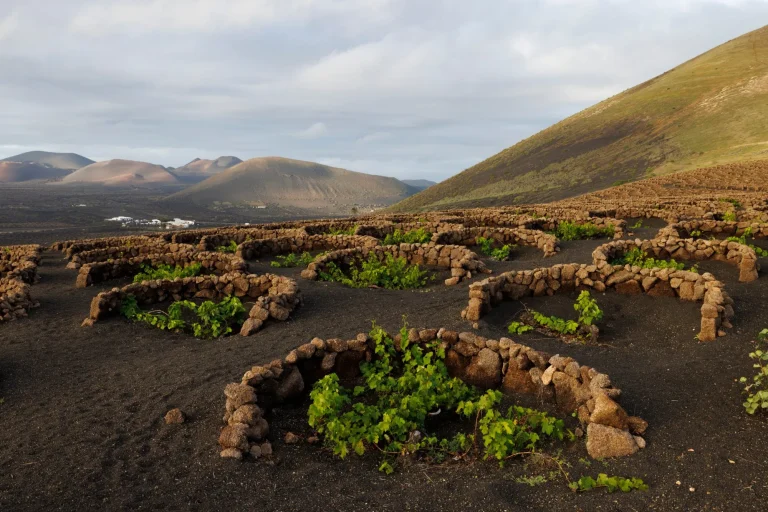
top-left (60, 159), bottom-right (180, 186)
top-left (390, 24), bottom-right (768, 211)
top-left (2, 151), bottom-right (94, 170)
top-left (168, 156), bottom-right (419, 212)
top-left (0, 161), bottom-right (73, 182)
top-left (172, 156), bottom-right (243, 184)
top-left (401, 179), bottom-right (437, 190)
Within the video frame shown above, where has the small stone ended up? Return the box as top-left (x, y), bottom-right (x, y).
top-left (307, 435), bottom-right (320, 445)
top-left (220, 448), bottom-right (243, 460)
top-left (249, 444), bottom-right (263, 458)
top-left (284, 432), bottom-right (301, 444)
top-left (260, 441), bottom-right (273, 456)
top-left (634, 436), bottom-right (646, 449)
top-left (164, 408), bottom-right (185, 424)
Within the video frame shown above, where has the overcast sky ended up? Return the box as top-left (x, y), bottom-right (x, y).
top-left (1, 1), bottom-right (767, 181)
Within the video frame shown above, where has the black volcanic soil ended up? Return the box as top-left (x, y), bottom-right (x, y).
top-left (1, 235), bottom-right (768, 511)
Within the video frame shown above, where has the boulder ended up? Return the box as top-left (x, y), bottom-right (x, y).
top-left (588, 393), bottom-right (628, 429)
top-left (586, 423), bottom-right (639, 458)
top-left (276, 368), bottom-right (305, 401)
top-left (464, 348), bottom-right (502, 389)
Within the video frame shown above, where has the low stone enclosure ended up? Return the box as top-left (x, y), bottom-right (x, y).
top-left (236, 234), bottom-right (380, 260)
top-left (593, 238), bottom-right (761, 283)
top-left (1, 244), bottom-right (43, 284)
top-left (83, 272), bottom-right (301, 336)
top-left (74, 246), bottom-right (247, 288)
top-left (219, 327), bottom-right (647, 461)
top-left (300, 243), bottom-right (491, 286)
top-left (432, 227), bottom-right (559, 257)
top-left (465, 261), bottom-right (733, 342)
top-left (658, 220), bottom-right (768, 240)
top-left (0, 245), bottom-right (43, 323)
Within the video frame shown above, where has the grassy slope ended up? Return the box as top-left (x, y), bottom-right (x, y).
top-left (390, 25), bottom-right (768, 212)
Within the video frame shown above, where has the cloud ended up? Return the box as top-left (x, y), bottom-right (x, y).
top-left (0, 11), bottom-right (18, 40)
top-left (295, 122), bottom-right (329, 139)
top-left (70, 0), bottom-right (397, 34)
top-left (0, 0), bottom-right (767, 181)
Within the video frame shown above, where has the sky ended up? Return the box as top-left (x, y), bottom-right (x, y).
top-left (1, 1), bottom-right (767, 182)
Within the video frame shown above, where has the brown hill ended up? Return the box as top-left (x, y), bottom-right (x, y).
top-left (0, 161), bottom-right (73, 182)
top-left (2, 151), bottom-right (94, 170)
top-left (167, 156), bottom-right (418, 212)
top-left (172, 156), bottom-right (243, 183)
top-left (60, 159), bottom-right (180, 186)
top-left (390, 24), bottom-right (768, 212)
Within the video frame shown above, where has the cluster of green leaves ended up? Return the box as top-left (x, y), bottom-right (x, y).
top-left (133, 262), bottom-right (202, 283)
top-left (531, 311), bottom-right (580, 335)
top-left (727, 228), bottom-right (768, 257)
top-left (522, 291), bottom-right (603, 338)
top-left (610, 247), bottom-right (694, 271)
top-left (720, 198), bottom-right (742, 209)
top-left (723, 211), bottom-right (738, 222)
top-left (120, 294), bottom-right (245, 338)
top-left (630, 220), bottom-right (643, 229)
top-left (551, 221), bottom-right (614, 241)
top-left (690, 229), bottom-right (702, 237)
top-left (508, 321), bottom-right (533, 335)
top-left (569, 474), bottom-right (649, 493)
top-left (318, 253), bottom-right (430, 289)
top-left (216, 240), bottom-right (239, 253)
top-left (327, 225), bottom-right (358, 236)
top-left (270, 251), bottom-right (315, 268)
top-left (739, 329), bottom-right (768, 414)
top-left (476, 236), bottom-right (514, 261)
top-left (308, 323), bottom-right (566, 472)
top-left (574, 290), bottom-right (604, 326)
top-left (382, 228), bottom-right (432, 245)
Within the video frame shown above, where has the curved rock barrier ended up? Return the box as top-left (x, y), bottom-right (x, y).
top-left (593, 238), bottom-right (760, 283)
top-left (74, 248), bottom-right (247, 288)
top-left (0, 277), bottom-right (39, 323)
top-left (83, 272), bottom-right (301, 336)
top-left (237, 234), bottom-right (380, 260)
top-left (1, 244), bottom-right (43, 284)
top-left (432, 227), bottom-right (559, 257)
top-left (658, 220), bottom-right (768, 240)
top-left (300, 243), bottom-right (491, 285)
top-left (465, 263), bottom-right (733, 342)
top-left (218, 327), bottom-right (646, 461)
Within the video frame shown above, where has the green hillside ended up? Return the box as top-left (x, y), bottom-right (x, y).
top-left (390, 24), bottom-right (768, 212)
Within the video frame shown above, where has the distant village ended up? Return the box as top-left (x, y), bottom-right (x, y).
top-left (105, 216), bottom-right (195, 229)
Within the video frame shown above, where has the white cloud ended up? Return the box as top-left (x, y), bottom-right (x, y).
top-left (70, 0), bottom-right (397, 34)
top-left (295, 122), bottom-right (329, 139)
top-left (357, 132), bottom-right (392, 143)
top-left (0, 11), bottom-right (18, 40)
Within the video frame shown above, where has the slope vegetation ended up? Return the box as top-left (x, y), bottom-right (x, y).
top-left (391, 24), bottom-right (768, 211)
top-left (168, 156), bottom-right (418, 213)
top-left (172, 156), bottom-right (243, 183)
top-left (60, 159), bottom-right (180, 186)
top-left (2, 151), bottom-right (94, 170)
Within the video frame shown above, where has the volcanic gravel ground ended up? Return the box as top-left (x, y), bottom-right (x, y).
top-left (1, 233), bottom-right (768, 511)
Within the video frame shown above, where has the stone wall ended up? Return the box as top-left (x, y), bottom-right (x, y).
top-left (300, 243), bottom-right (490, 285)
top-left (53, 235), bottom-right (161, 257)
top-left (84, 272), bottom-right (301, 337)
top-left (75, 248), bottom-right (247, 288)
top-left (1, 245), bottom-right (43, 284)
top-left (0, 277), bottom-right (39, 323)
top-left (593, 238), bottom-right (760, 283)
top-left (197, 228), bottom-right (308, 251)
top-left (68, 239), bottom-right (173, 267)
top-left (465, 262), bottom-right (733, 342)
top-left (237, 234), bottom-right (380, 260)
top-left (432, 227), bottom-right (559, 257)
top-left (658, 220), bottom-right (768, 240)
top-left (218, 327), bottom-right (646, 461)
